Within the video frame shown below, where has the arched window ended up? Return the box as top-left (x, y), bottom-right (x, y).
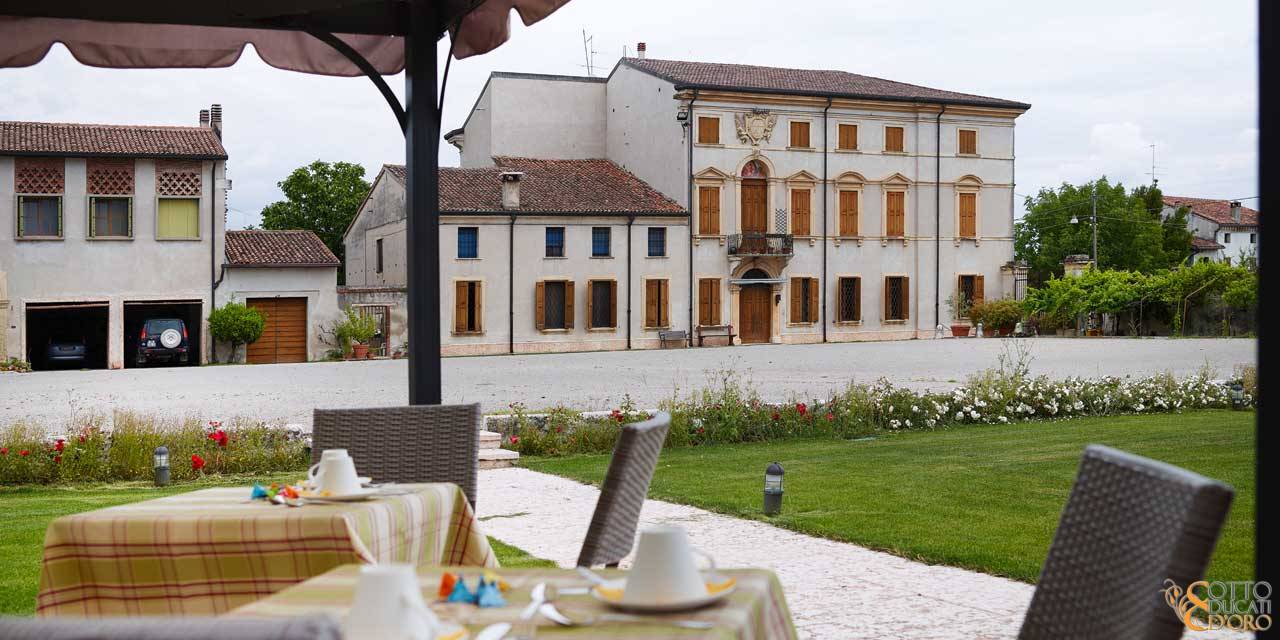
top-left (742, 268), bottom-right (771, 280)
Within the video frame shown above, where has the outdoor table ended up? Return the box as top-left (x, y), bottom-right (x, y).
top-left (36, 484), bottom-right (494, 617)
top-left (230, 564), bottom-right (797, 639)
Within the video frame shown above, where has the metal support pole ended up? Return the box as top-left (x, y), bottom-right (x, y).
top-left (405, 1), bottom-right (442, 404)
top-left (1091, 187), bottom-right (1098, 267)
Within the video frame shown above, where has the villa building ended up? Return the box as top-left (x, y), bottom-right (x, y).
top-left (1162, 196), bottom-right (1260, 265)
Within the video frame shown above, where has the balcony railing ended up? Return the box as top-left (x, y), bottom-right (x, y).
top-left (728, 233), bottom-right (793, 257)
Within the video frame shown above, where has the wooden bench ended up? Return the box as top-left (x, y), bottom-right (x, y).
top-left (696, 324), bottom-right (736, 347)
top-left (658, 330), bottom-right (688, 348)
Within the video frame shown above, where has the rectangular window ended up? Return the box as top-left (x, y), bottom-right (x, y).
top-left (453, 280), bottom-right (483, 333)
top-left (957, 274), bottom-right (985, 318)
top-left (789, 277), bottom-right (819, 324)
top-left (958, 193), bottom-right (977, 238)
top-left (885, 126), bottom-right (905, 152)
top-left (1251, 233), bottom-right (1257, 243)
top-left (837, 124), bottom-right (858, 150)
top-left (376, 238), bottom-right (384, 273)
top-left (697, 116), bottom-right (719, 144)
top-left (886, 191), bottom-right (905, 237)
top-left (545, 227), bottom-right (565, 257)
top-left (698, 186), bottom-right (720, 235)
top-left (156, 198), bottom-right (199, 239)
top-left (644, 279), bottom-right (670, 328)
top-left (839, 190), bottom-right (859, 236)
top-left (1224, 232), bottom-right (1232, 243)
top-left (536, 280), bottom-right (574, 330)
top-left (588, 280), bottom-right (617, 329)
top-left (790, 121), bottom-right (811, 148)
top-left (457, 227), bottom-right (478, 258)
top-left (790, 189), bottom-right (811, 236)
top-left (17, 195), bottom-right (62, 238)
top-left (958, 129), bottom-right (978, 155)
top-left (648, 227), bottom-right (667, 257)
top-left (838, 277), bottom-right (861, 323)
top-left (89, 196), bottom-right (131, 238)
top-left (592, 227), bottom-right (611, 257)
top-left (698, 278), bottom-right (722, 326)
top-left (885, 276), bottom-right (909, 321)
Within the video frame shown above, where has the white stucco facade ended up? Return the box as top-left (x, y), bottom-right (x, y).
top-left (215, 266), bottom-right (343, 362)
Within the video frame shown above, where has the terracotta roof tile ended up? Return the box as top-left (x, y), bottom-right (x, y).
top-left (0, 121), bottom-right (227, 159)
top-left (386, 158), bottom-right (685, 215)
top-left (1163, 196), bottom-right (1259, 227)
top-left (225, 230), bottom-right (339, 267)
top-left (1191, 237), bottom-right (1225, 251)
top-left (623, 58), bottom-right (1030, 110)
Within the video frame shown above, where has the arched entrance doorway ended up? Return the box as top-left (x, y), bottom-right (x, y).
top-left (740, 160), bottom-right (768, 234)
top-left (738, 268), bottom-right (772, 344)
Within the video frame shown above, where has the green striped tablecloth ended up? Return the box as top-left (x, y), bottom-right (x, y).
top-left (37, 484), bottom-right (494, 617)
top-left (229, 564), bottom-right (798, 639)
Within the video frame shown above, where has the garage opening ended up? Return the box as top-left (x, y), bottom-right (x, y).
top-left (25, 302), bottom-right (109, 370)
top-left (246, 297), bottom-right (308, 364)
top-left (124, 300), bottom-right (203, 368)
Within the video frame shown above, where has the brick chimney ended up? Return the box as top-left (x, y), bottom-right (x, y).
top-left (1230, 201), bottom-right (1242, 223)
top-left (637, 42), bottom-right (646, 60)
top-left (199, 109), bottom-right (210, 127)
top-left (499, 172), bottom-right (524, 210)
top-left (209, 104), bottom-right (223, 139)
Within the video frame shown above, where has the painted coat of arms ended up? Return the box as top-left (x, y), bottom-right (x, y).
top-left (735, 111), bottom-right (777, 145)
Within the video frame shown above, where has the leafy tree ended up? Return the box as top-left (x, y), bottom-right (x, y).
top-left (1015, 178), bottom-right (1191, 285)
top-left (208, 303), bottom-right (265, 363)
top-left (259, 161), bottom-right (371, 284)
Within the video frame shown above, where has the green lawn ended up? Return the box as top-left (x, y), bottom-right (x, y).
top-left (525, 410), bottom-right (1254, 584)
top-left (0, 474), bottom-right (551, 615)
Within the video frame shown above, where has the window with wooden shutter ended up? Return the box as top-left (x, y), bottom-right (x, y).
top-left (790, 121), bottom-right (810, 148)
top-left (589, 280), bottom-right (616, 329)
top-left (838, 124), bottom-right (858, 150)
top-left (564, 281), bottom-right (575, 329)
top-left (698, 186), bottom-right (720, 235)
top-left (886, 191), bottom-right (905, 237)
top-left (958, 129), bottom-right (977, 155)
top-left (807, 278), bottom-right (818, 324)
top-left (645, 280), bottom-right (669, 328)
top-left (885, 126), bottom-right (905, 152)
top-left (838, 277), bottom-right (861, 323)
top-left (791, 189), bottom-right (811, 236)
top-left (957, 275), bottom-right (981, 319)
top-left (839, 190), bottom-right (859, 236)
top-left (697, 117), bottom-right (719, 144)
top-left (537, 280), bottom-right (571, 330)
top-left (958, 192), bottom-right (977, 238)
top-left (885, 276), bottom-right (908, 321)
top-left (453, 280), bottom-right (484, 333)
top-left (698, 278), bottom-right (722, 326)
top-left (790, 278), bottom-right (803, 324)
top-left (535, 281), bottom-right (546, 330)
top-left (789, 278), bottom-right (817, 323)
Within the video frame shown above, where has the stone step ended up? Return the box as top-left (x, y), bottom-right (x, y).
top-left (479, 447), bottom-right (519, 470)
top-left (479, 430), bottom-right (502, 450)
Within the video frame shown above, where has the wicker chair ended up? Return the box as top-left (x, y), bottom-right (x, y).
top-left (1018, 444), bottom-right (1234, 640)
top-left (576, 411), bottom-right (671, 568)
top-left (312, 404), bottom-right (481, 506)
top-left (0, 615), bottom-right (341, 640)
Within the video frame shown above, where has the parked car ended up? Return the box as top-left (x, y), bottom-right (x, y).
top-left (137, 318), bottom-right (189, 366)
top-left (45, 336), bottom-right (87, 368)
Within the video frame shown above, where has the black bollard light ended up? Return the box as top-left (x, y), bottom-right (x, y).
top-left (1229, 383), bottom-right (1245, 411)
top-left (153, 446), bottom-right (170, 486)
top-left (763, 461), bottom-right (784, 516)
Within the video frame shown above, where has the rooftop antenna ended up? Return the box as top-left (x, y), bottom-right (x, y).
top-left (1145, 143), bottom-right (1160, 187)
top-left (580, 29), bottom-right (599, 76)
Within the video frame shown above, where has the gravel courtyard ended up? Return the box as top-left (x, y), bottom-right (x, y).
top-left (0, 337), bottom-right (1255, 428)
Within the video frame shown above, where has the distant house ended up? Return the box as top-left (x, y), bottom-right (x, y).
top-left (1162, 196), bottom-right (1259, 265)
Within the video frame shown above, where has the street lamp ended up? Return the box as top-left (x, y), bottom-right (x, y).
top-left (153, 446), bottom-right (170, 486)
top-left (763, 462), bottom-right (784, 516)
top-left (1229, 383), bottom-right (1245, 411)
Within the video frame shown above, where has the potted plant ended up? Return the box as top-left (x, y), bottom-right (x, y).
top-left (973, 298), bottom-right (1023, 336)
top-left (337, 308), bottom-right (378, 360)
top-left (944, 291), bottom-right (972, 337)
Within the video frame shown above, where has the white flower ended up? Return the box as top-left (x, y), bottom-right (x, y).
top-left (956, 411), bottom-right (965, 420)
top-left (905, 419), bottom-right (913, 427)
top-left (970, 410), bottom-right (980, 420)
top-left (998, 415), bottom-right (1009, 423)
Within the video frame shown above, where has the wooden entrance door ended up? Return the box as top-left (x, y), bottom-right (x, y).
top-left (739, 286), bottom-right (772, 343)
top-left (246, 297), bottom-right (307, 364)
top-left (741, 179), bottom-right (768, 233)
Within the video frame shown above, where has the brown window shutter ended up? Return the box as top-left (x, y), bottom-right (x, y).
top-left (564, 281), bottom-right (575, 329)
top-left (839, 190), bottom-right (858, 236)
top-left (791, 189), bottom-right (810, 236)
top-left (838, 124), bottom-right (857, 150)
top-left (586, 281), bottom-right (595, 328)
top-left (698, 279), bottom-right (710, 325)
top-left (645, 280), bottom-right (658, 327)
top-left (712, 281), bottom-right (721, 324)
top-left (959, 193), bottom-right (977, 237)
top-left (454, 281), bottom-right (469, 333)
top-left (853, 277), bottom-right (861, 321)
top-left (535, 281), bottom-right (545, 330)
top-left (902, 277), bottom-right (910, 320)
top-left (659, 280), bottom-right (670, 327)
top-left (959, 129), bottom-right (976, 155)
top-left (474, 282), bottom-right (484, 332)
top-left (698, 117), bottom-right (718, 144)
top-left (887, 192), bottom-right (905, 236)
top-left (974, 275), bottom-right (985, 305)
top-left (791, 121), bottom-right (809, 147)
top-left (790, 278), bottom-right (803, 323)
top-left (699, 186), bottom-right (720, 235)
top-left (883, 278), bottom-right (891, 321)
top-left (886, 126), bottom-right (904, 152)
top-left (807, 278), bottom-right (819, 323)
top-left (609, 281), bottom-right (618, 328)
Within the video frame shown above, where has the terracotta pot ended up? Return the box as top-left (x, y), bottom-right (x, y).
top-left (352, 343), bottom-right (370, 359)
top-left (950, 324), bottom-right (970, 337)
top-left (999, 325), bottom-right (1014, 336)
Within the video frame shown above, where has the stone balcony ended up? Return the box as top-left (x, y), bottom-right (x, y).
top-left (727, 233), bottom-right (793, 259)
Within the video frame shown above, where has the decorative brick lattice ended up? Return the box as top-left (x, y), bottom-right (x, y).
top-left (156, 160), bottom-right (201, 196)
top-left (15, 157), bottom-right (64, 194)
top-left (775, 208), bottom-right (789, 234)
top-left (87, 158), bottom-right (135, 195)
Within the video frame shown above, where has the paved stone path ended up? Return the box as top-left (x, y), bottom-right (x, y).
top-left (477, 467), bottom-right (1249, 640)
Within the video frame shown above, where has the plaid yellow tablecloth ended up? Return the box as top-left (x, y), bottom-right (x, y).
top-left (230, 564), bottom-right (798, 640)
top-left (36, 484), bottom-right (495, 617)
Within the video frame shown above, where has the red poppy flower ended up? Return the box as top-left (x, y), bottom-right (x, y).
top-left (771, 412), bottom-right (781, 421)
top-left (696, 427), bottom-right (705, 434)
top-left (825, 412), bottom-right (835, 421)
top-left (54, 455), bottom-right (62, 464)
top-left (77, 435), bottom-right (86, 443)
top-left (19, 449), bottom-right (30, 457)
top-left (55, 439), bottom-right (65, 452)
top-left (509, 435), bottom-right (520, 445)
top-left (191, 454), bottom-right (206, 471)
top-left (207, 430), bottom-right (229, 448)
top-left (796, 403), bottom-right (807, 416)
top-left (0, 447), bottom-right (7, 456)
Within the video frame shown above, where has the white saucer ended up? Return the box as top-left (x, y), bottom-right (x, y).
top-left (308, 487), bottom-right (377, 501)
top-left (301, 477), bottom-right (373, 489)
top-left (589, 576), bottom-right (736, 613)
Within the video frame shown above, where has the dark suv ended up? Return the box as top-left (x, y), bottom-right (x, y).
top-left (137, 318), bottom-right (189, 366)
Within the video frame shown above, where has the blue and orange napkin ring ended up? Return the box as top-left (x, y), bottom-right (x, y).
top-left (251, 483), bottom-right (300, 503)
top-left (438, 571), bottom-right (508, 607)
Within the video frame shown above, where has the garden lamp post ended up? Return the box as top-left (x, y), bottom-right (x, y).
top-left (1229, 383), bottom-right (1245, 410)
top-left (763, 462), bottom-right (784, 516)
top-left (153, 446), bottom-right (170, 487)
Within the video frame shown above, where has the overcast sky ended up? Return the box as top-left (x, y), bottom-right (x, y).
top-left (0, 0), bottom-right (1258, 229)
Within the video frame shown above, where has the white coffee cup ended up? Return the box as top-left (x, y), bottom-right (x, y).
top-left (623, 525), bottom-right (714, 605)
top-left (345, 564), bottom-right (440, 640)
top-left (309, 449), bottom-right (361, 495)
